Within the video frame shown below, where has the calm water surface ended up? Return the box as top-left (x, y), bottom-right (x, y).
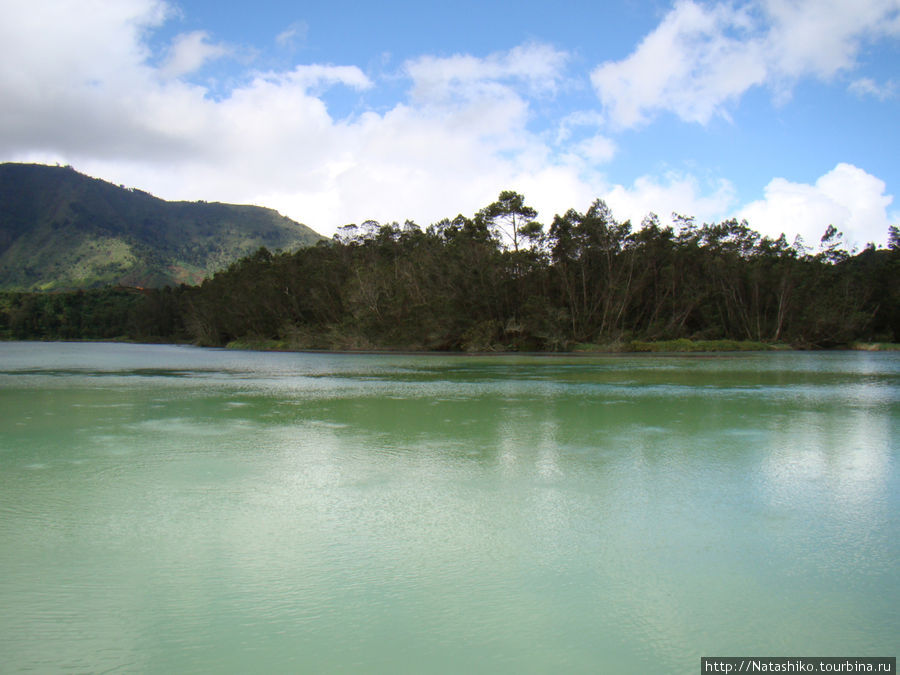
top-left (0, 342), bottom-right (897, 673)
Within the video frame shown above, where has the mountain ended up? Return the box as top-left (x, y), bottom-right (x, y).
top-left (0, 163), bottom-right (325, 290)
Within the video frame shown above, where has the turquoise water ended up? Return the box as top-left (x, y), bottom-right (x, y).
top-left (0, 342), bottom-right (897, 673)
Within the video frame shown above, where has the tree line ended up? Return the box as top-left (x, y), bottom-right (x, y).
top-left (2, 192), bottom-right (898, 350)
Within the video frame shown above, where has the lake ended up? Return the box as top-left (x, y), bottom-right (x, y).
top-left (0, 342), bottom-right (897, 673)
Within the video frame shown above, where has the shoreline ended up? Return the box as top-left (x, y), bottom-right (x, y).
top-left (4, 337), bottom-right (898, 355)
top-left (221, 336), bottom-right (900, 354)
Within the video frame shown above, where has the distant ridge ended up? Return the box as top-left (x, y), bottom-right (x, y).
top-left (0, 163), bottom-right (325, 290)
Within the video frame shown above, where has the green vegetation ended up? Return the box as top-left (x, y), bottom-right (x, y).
top-left (617, 339), bottom-right (779, 352)
top-left (849, 342), bottom-right (900, 351)
top-left (225, 338), bottom-right (293, 351)
top-left (2, 189), bottom-right (898, 352)
top-left (0, 163), bottom-right (324, 290)
top-left (0, 287), bottom-right (184, 341)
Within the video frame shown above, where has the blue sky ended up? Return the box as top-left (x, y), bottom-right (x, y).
top-left (2, 0), bottom-right (898, 247)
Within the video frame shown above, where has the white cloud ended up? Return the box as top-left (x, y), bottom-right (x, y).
top-left (0, 0), bottom-right (200, 159)
top-left (580, 164), bottom-right (896, 251)
top-left (603, 173), bottom-right (737, 226)
top-left (161, 31), bottom-right (230, 78)
top-left (576, 134), bottom-right (617, 164)
top-left (591, 1), bottom-right (766, 126)
top-left (1, 0), bottom-right (896, 251)
top-left (763, 0), bottom-right (900, 79)
top-left (592, 0), bottom-right (900, 127)
top-left (405, 42), bottom-right (569, 103)
top-left (849, 77), bottom-right (898, 100)
top-left (274, 64), bottom-right (373, 92)
top-left (555, 110), bottom-right (605, 144)
top-left (0, 1), bottom-right (584, 233)
top-left (0, 0), bottom-right (168, 90)
top-left (0, 0), bottom-right (596, 234)
top-left (598, 165), bottom-right (896, 248)
top-left (275, 21), bottom-right (308, 51)
top-left (738, 163), bottom-right (895, 247)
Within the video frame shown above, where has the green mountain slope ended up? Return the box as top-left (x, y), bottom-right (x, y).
top-left (0, 163), bottom-right (325, 289)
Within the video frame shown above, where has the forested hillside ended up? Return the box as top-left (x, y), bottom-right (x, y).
top-left (0, 163), bottom-right (323, 289)
top-left (2, 192), bottom-right (897, 351)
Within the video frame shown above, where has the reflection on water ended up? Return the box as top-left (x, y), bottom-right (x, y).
top-left (0, 342), bottom-right (897, 673)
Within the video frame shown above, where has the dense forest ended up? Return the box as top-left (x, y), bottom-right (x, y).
top-left (1, 192), bottom-right (898, 351)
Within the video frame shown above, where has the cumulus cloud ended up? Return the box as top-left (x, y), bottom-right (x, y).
top-left (591, 2), bottom-right (766, 126)
top-left (0, 0), bottom-right (895, 249)
top-left (593, 165), bottom-right (896, 249)
top-left (0, 0), bottom-right (585, 232)
top-left (738, 163), bottom-right (895, 248)
top-left (0, 0), bottom-right (168, 100)
top-left (763, 0), bottom-right (900, 79)
top-left (0, 0), bottom-right (199, 159)
top-left (602, 173), bottom-right (738, 227)
top-left (595, 165), bottom-right (896, 248)
top-left (592, 0), bottom-right (900, 127)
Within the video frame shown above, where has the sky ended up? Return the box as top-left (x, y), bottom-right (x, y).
top-left (1, 0), bottom-right (899, 248)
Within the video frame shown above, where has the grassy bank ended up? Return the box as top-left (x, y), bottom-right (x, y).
top-left (4, 336), bottom-right (896, 354)
top-left (572, 338), bottom-right (787, 353)
top-left (849, 342), bottom-right (900, 351)
top-left (223, 337), bottom-right (799, 354)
